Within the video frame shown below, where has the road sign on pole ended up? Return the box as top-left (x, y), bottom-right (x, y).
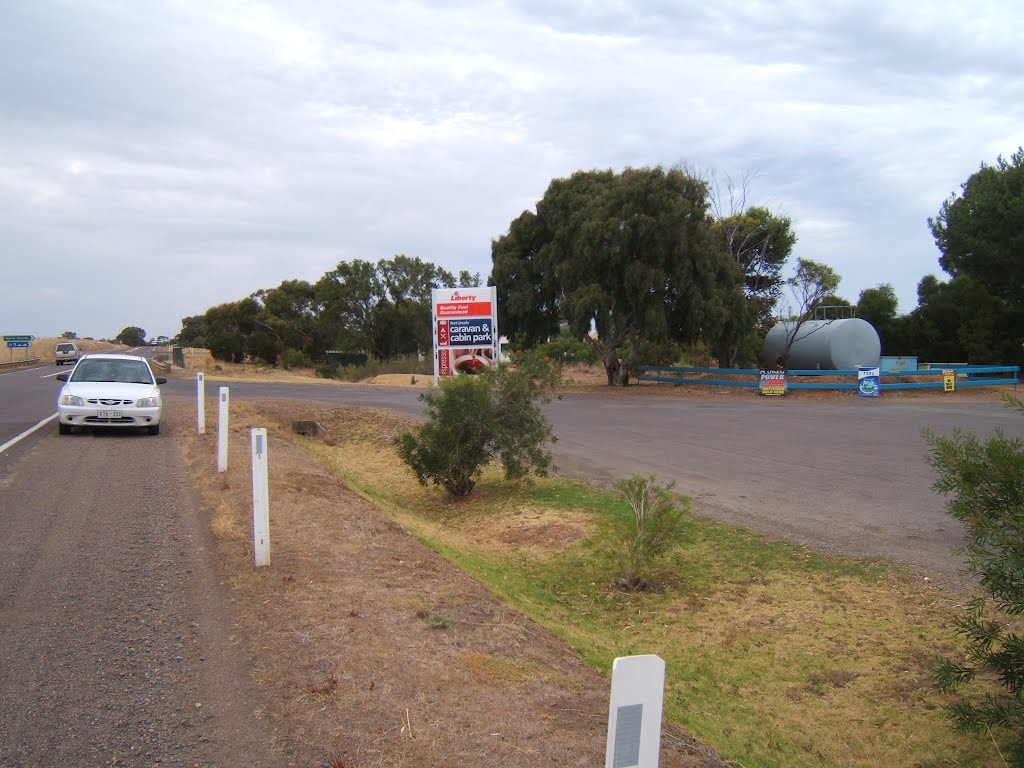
top-left (6, 342), bottom-right (30, 348)
top-left (2, 335), bottom-right (34, 342)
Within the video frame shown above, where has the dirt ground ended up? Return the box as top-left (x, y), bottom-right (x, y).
top-left (176, 397), bottom-right (729, 767)
top-left (180, 352), bottom-right (1015, 403)
top-left (165, 359), bottom-right (1020, 765)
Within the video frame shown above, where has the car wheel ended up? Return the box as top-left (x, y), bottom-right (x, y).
top-left (58, 422), bottom-right (72, 435)
top-left (147, 424), bottom-right (160, 436)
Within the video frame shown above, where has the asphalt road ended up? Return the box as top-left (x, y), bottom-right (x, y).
top-left (4, 363), bottom-right (1022, 576)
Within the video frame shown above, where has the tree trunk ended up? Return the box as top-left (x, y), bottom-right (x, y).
top-left (588, 334), bottom-right (625, 387)
top-left (617, 334), bottom-right (639, 386)
top-left (604, 351), bottom-right (620, 386)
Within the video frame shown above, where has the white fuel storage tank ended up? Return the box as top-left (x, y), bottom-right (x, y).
top-left (762, 318), bottom-right (881, 370)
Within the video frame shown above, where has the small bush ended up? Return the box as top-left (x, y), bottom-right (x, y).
top-left (284, 348), bottom-right (307, 369)
top-left (533, 338), bottom-right (598, 365)
top-left (316, 362), bottom-right (340, 379)
top-left (927, 394), bottom-right (1024, 760)
top-left (606, 473), bottom-right (689, 591)
top-left (396, 356), bottom-right (562, 496)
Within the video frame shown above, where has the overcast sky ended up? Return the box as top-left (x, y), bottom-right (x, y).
top-left (2, 1), bottom-right (1022, 341)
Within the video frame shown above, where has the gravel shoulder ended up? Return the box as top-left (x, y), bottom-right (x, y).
top-left (0, 414), bottom-right (299, 767)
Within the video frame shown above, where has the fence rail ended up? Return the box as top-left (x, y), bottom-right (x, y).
top-left (637, 365), bottom-right (1020, 392)
top-left (0, 357), bottom-right (41, 369)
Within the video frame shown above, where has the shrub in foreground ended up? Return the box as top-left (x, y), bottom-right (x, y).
top-left (606, 473), bottom-right (689, 591)
top-left (396, 355), bottom-right (561, 496)
top-left (927, 394), bottom-right (1024, 762)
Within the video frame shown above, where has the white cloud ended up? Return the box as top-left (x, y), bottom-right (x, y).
top-left (1, 0), bottom-right (1022, 336)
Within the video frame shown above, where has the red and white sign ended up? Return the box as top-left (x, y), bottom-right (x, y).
top-left (438, 348), bottom-right (452, 376)
top-left (436, 301), bottom-right (493, 318)
top-left (434, 289), bottom-right (493, 319)
top-left (431, 287), bottom-right (498, 383)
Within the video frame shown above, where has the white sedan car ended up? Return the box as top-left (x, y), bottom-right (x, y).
top-left (56, 354), bottom-right (166, 435)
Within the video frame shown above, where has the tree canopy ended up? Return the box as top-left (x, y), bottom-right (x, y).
top-left (491, 166), bottom-right (755, 382)
top-left (196, 255), bottom-right (466, 366)
top-left (886, 148), bottom-right (1024, 365)
top-left (930, 148), bottom-right (1024, 305)
top-left (315, 255), bottom-right (458, 360)
top-left (115, 326), bottom-right (146, 347)
top-left (710, 205), bottom-right (796, 334)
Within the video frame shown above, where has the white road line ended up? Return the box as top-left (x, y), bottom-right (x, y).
top-left (0, 414), bottom-right (58, 456)
top-left (40, 370), bottom-right (65, 379)
top-left (0, 366), bottom-right (48, 378)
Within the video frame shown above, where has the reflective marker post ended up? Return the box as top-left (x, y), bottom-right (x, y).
top-left (605, 655), bottom-right (665, 768)
top-left (251, 428), bottom-right (270, 567)
top-left (197, 372), bottom-right (206, 434)
top-left (217, 387), bottom-right (229, 472)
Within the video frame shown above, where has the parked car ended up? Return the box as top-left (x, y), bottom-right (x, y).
top-left (56, 354), bottom-right (166, 435)
top-left (54, 342), bottom-right (79, 365)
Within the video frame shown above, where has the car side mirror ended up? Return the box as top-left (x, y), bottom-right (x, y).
top-left (156, 377), bottom-right (167, 385)
top-left (56, 373), bottom-right (68, 382)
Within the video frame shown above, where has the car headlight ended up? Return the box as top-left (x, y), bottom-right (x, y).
top-left (60, 394), bottom-right (85, 406)
top-left (135, 397), bottom-right (160, 408)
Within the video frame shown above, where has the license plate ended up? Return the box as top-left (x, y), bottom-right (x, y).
top-left (97, 410), bottom-right (122, 418)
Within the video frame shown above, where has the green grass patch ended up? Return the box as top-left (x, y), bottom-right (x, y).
top-left (300, 435), bottom-right (1001, 768)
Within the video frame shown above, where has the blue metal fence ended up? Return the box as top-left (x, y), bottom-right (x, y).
top-left (637, 365), bottom-right (1020, 391)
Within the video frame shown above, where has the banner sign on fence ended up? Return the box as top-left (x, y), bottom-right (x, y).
top-left (943, 369), bottom-right (956, 392)
top-left (758, 368), bottom-right (787, 396)
top-left (858, 366), bottom-right (881, 397)
top-left (432, 288), bottom-right (498, 383)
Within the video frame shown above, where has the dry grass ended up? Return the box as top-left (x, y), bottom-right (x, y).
top-left (269, 402), bottom-right (1006, 768)
top-left (173, 396), bottom-right (726, 768)
top-left (167, 376), bottom-right (1016, 767)
top-left (0, 336), bottom-right (126, 365)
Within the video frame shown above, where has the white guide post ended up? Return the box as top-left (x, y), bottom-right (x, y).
top-left (251, 428), bottom-right (270, 567)
top-left (217, 387), bottom-right (229, 472)
top-left (196, 372), bottom-right (206, 434)
top-left (605, 655), bottom-right (665, 768)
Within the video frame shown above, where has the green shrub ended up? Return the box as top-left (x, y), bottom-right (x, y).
top-left (316, 362), bottom-right (340, 379)
top-left (927, 394), bottom-right (1024, 762)
top-left (606, 473), bottom-right (689, 591)
top-left (396, 356), bottom-right (562, 496)
top-left (284, 348), bottom-right (307, 369)
top-left (533, 338), bottom-right (598, 365)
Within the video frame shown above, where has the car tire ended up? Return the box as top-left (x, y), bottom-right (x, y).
top-left (58, 422), bottom-right (72, 435)
top-left (147, 424), bottom-right (160, 436)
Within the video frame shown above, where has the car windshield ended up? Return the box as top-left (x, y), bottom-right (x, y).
top-left (57, 344), bottom-right (75, 352)
top-left (70, 359), bottom-right (155, 384)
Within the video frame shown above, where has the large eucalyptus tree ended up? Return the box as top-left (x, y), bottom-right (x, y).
top-left (491, 166), bottom-right (753, 383)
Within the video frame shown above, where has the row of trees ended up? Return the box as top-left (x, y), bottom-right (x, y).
top-left (490, 153), bottom-right (1024, 380)
top-left (177, 256), bottom-right (479, 366)
top-left (175, 150), bottom-right (1023, 380)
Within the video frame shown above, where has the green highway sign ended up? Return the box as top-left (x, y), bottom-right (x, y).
top-left (2, 335), bottom-right (33, 342)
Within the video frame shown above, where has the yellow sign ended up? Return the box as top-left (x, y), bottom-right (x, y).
top-left (943, 369), bottom-right (955, 392)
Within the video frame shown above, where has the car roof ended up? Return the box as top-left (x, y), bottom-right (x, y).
top-left (77, 353), bottom-right (149, 363)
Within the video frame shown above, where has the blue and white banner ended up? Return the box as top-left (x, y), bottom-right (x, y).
top-left (858, 366), bottom-right (880, 397)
